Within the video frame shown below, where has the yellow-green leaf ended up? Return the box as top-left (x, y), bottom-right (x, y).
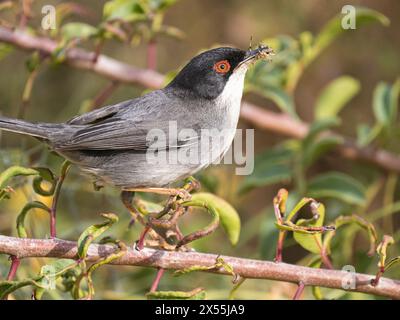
top-left (146, 288), bottom-right (206, 300)
top-left (61, 22), bottom-right (98, 41)
top-left (307, 172), bottom-right (366, 205)
top-left (189, 193), bottom-right (241, 246)
top-left (77, 213), bottom-right (119, 259)
top-left (0, 166), bottom-right (38, 189)
top-left (293, 202), bottom-right (325, 254)
top-left (315, 76), bottom-right (360, 120)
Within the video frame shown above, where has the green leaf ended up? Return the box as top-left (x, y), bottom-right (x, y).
top-left (307, 257), bottom-right (323, 299)
top-left (304, 118), bottom-right (341, 144)
top-left (376, 235), bottom-right (394, 269)
top-left (315, 76), bottom-right (360, 120)
top-left (323, 214), bottom-right (378, 256)
top-left (146, 288), bottom-right (206, 300)
top-left (135, 198), bottom-right (164, 215)
top-left (174, 257), bottom-right (236, 280)
top-left (373, 79), bottom-right (400, 127)
top-left (307, 172), bottom-right (366, 205)
top-left (159, 25), bottom-right (185, 40)
top-left (31, 167), bottom-right (57, 196)
top-left (36, 259), bottom-right (77, 291)
top-left (26, 51), bottom-right (41, 72)
top-left (357, 79), bottom-right (399, 146)
top-left (0, 279), bottom-right (40, 299)
top-left (249, 85), bottom-right (297, 118)
top-left (356, 123), bottom-right (382, 147)
top-left (61, 22), bottom-right (98, 41)
top-left (303, 135), bottom-right (343, 168)
top-left (77, 213), bottom-right (119, 259)
top-left (386, 256), bottom-right (400, 271)
top-left (286, 197), bottom-right (313, 222)
top-left (390, 79), bottom-right (400, 122)
top-left (293, 202), bottom-right (325, 254)
top-left (241, 163), bottom-right (292, 193)
top-left (150, 0), bottom-right (178, 12)
top-left (239, 145), bottom-right (293, 193)
top-left (373, 82), bottom-right (392, 126)
top-left (301, 119), bottom-right (342, 167)
top-left (180, 199), bottom-right (220, 247)
top-left (0, 259), bottom-right (77, 299)
top-left (17, 201), bottom-right (51, 238)
top-left (0, 44), bottom-right (13, 61)
top-left (314, 7), bottom-right (389, 57)
top-left (0, 166), bottom-right (43, 201)
top-left (103, 0), bottom-right (146, 22)
top-left (0, 166), bottom-right (38, 189)
top-left (188, 193), bottom-right (241, 246)
top-left (286, 7), bottom-right (389, 91)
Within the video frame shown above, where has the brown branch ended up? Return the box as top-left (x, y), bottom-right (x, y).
top-left (1, 26), bottom-right (400, 172)
top-left (0, 235), bottom-right (399, 299)
top-left (0, 27), bottom-right (165, 89)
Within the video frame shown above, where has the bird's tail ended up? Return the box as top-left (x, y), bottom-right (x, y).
top-left (0, 116), bottom-right (50, 139)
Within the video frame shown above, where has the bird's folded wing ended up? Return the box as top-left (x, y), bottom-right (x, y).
top-left (66, 101), bottom-right (126, 126)
top-left (56, 95), bottom-right (198, 151)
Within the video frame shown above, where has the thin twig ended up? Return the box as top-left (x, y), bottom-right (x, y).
top-left (50, 162), bottom-right (70, 237)
top-left (6, 255), bottom-right (20, 281)
top-left (147, 39), bottom-right (157, 70)
top-left (3, 255), bottom-right (21, 300)
top-left (292, 281), bottom-right (306, 300)
top-left (18, 0), bottom-right (33, 30)
top-left (18, 68), bottom-right (38, 119)
top-left (150, 268), bottom-right (165, 292)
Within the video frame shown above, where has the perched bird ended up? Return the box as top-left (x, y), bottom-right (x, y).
top-left (0, 45), bottom-right (273, 198)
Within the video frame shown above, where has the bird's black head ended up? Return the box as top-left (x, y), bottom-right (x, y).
top-left (167, 46), bottom-right (272, 100)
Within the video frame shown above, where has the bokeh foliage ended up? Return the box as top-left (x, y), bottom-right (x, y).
top-left (0, 0), bottom-right (399, 299)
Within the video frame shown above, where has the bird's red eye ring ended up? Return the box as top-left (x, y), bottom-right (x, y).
top-left (213, 60), bottom-right (231, 74)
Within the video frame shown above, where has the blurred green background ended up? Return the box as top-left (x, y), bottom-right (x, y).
top-left (0, 0), bottom-right (399, 300)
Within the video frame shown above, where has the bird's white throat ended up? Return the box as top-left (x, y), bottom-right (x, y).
top-left (216, 66), bottom-right (247, 110)
top-left (207, 65), bottom-right (248, 164)
top-left (214, 65), bottom-right (247, 129)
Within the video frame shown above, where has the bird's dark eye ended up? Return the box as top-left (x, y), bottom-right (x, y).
top-left (213, 60), bottom-right (231, 74)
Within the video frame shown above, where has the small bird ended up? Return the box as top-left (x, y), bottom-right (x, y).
top-left (0, 45), bottom-right (273, 198)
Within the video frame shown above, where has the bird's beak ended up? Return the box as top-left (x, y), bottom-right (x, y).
top-left (235, 45), bottom-right (274, 71)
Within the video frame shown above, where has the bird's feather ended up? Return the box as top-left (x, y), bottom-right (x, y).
top-left (56, 90), bottom-right (199, 151)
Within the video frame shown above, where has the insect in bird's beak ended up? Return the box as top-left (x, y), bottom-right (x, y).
top-left (235, 44), bottom-right (275, 71)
